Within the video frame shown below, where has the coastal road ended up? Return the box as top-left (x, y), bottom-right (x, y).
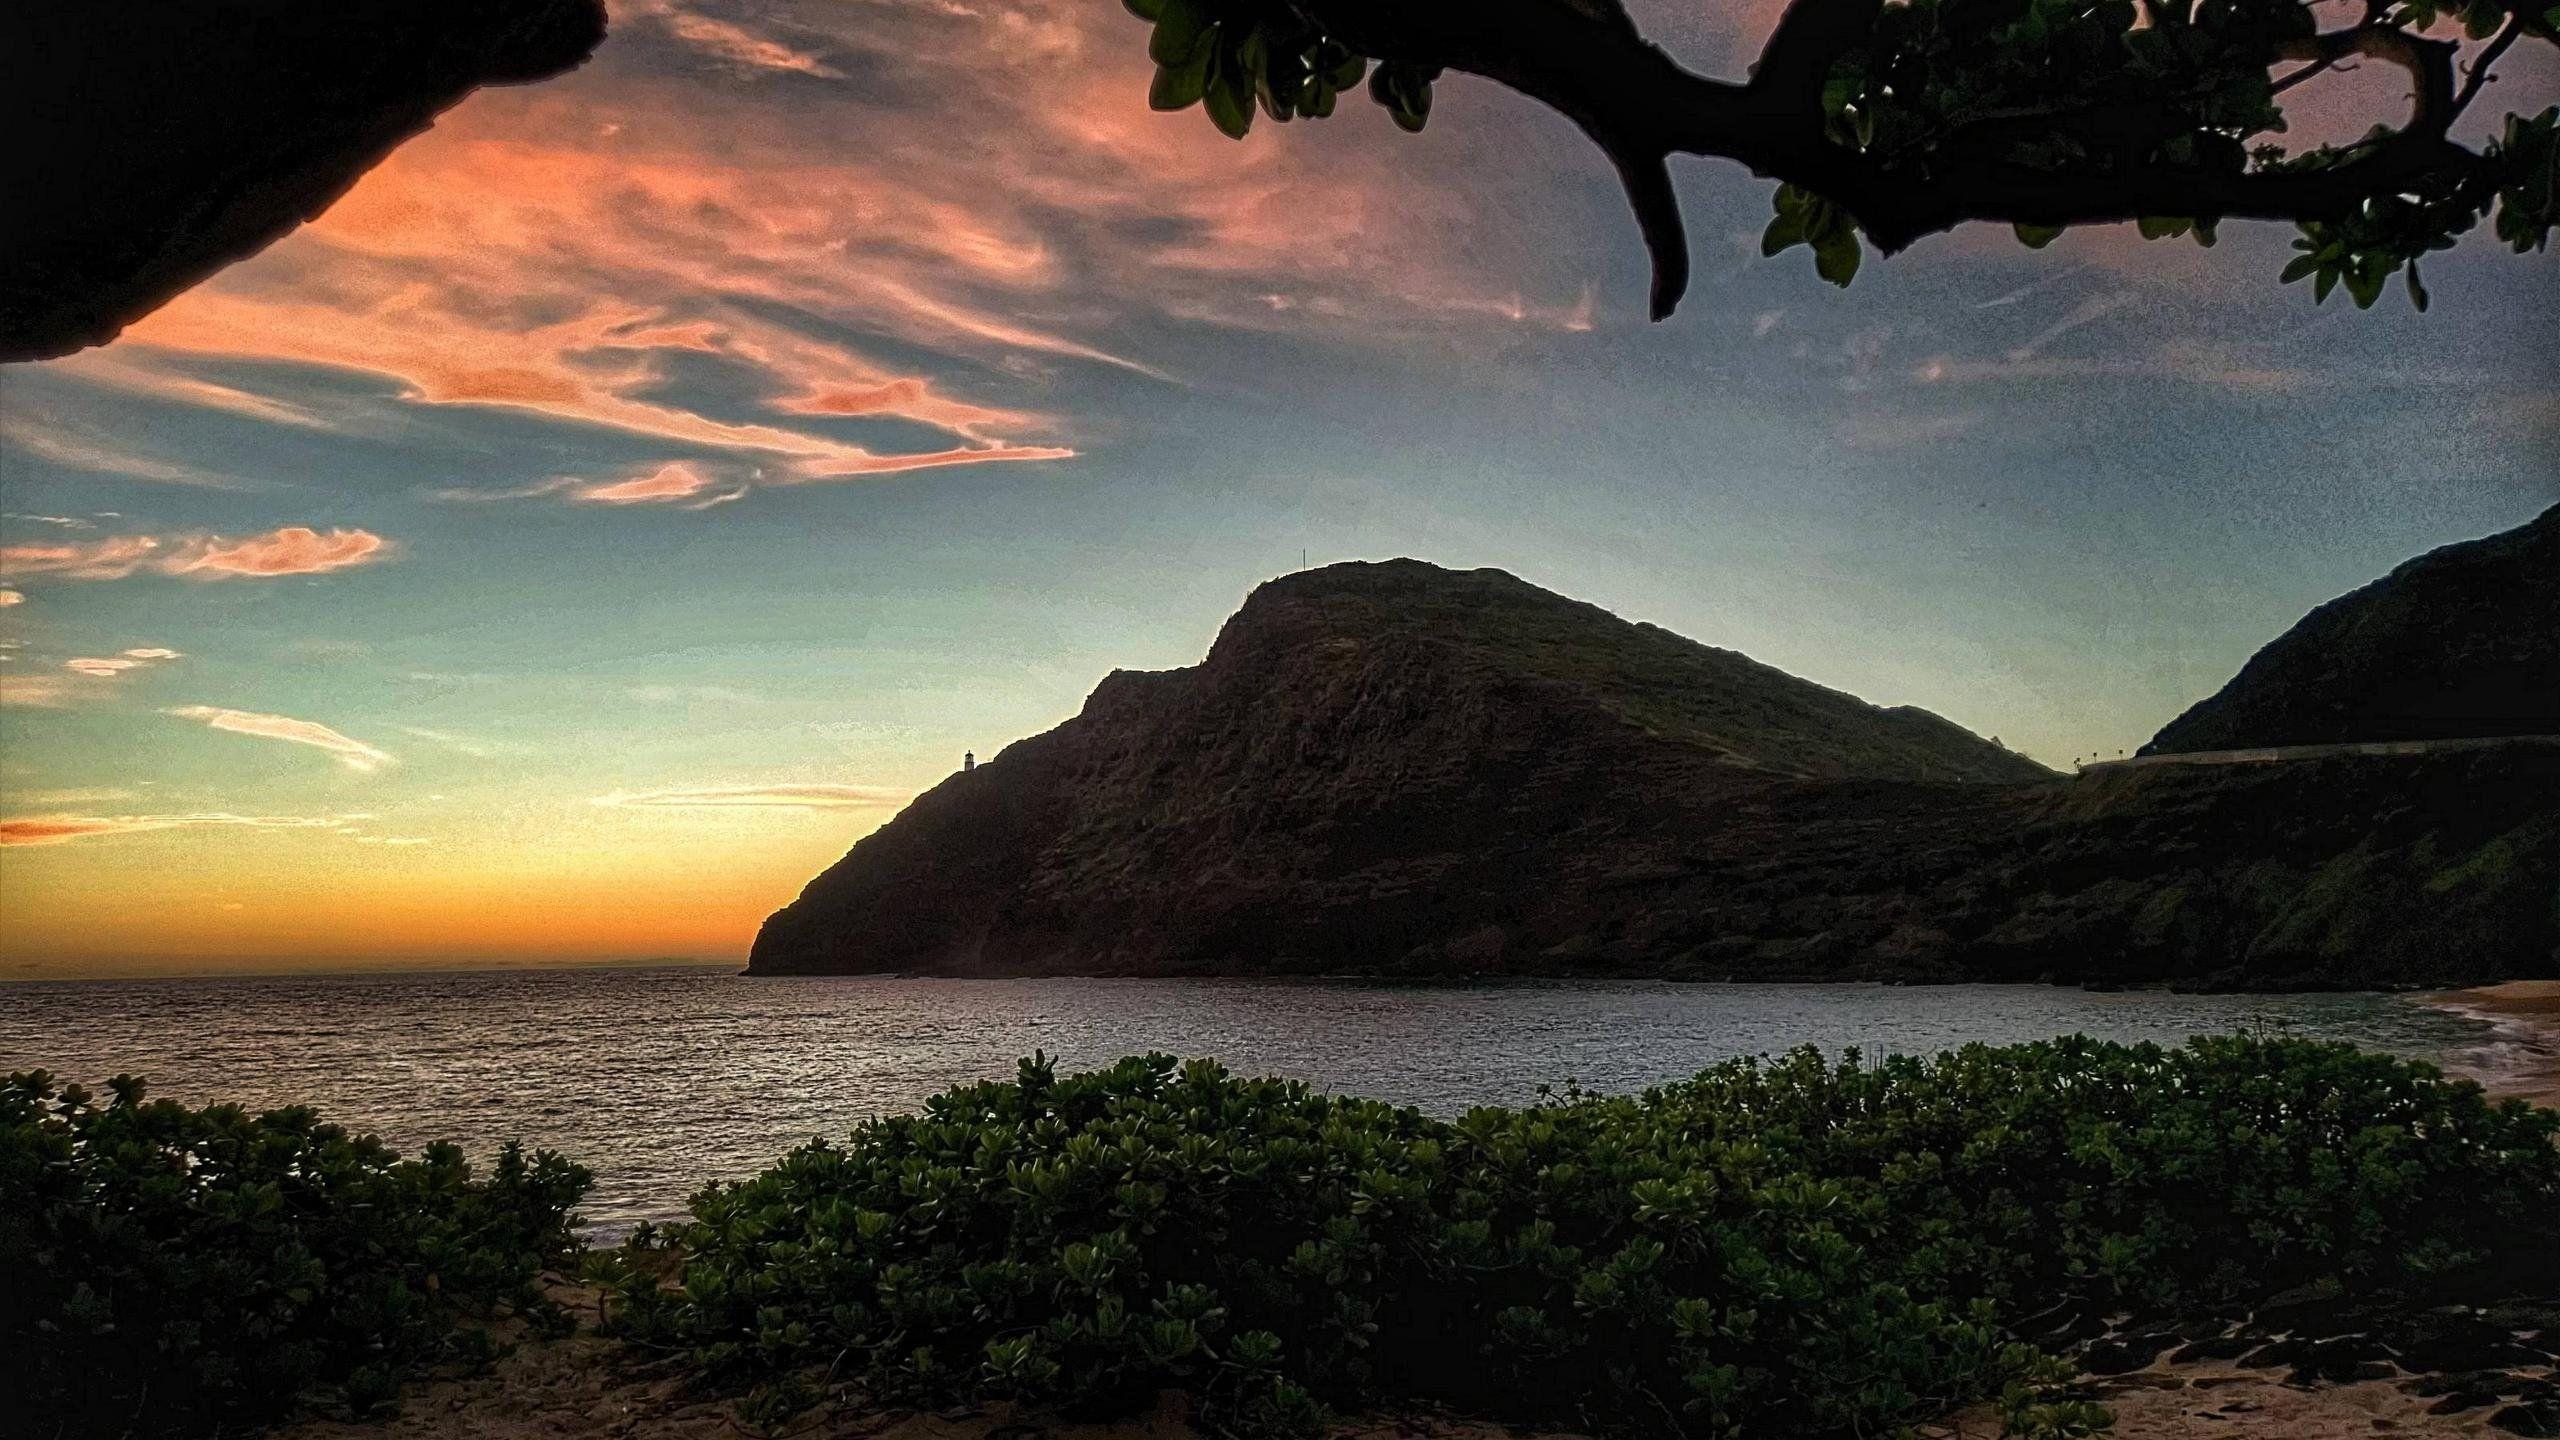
top-left (2082, 733), bottom-right (2560, 771)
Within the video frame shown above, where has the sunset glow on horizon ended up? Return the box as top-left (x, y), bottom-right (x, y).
top-left (3, 0), bottom-right (2553, 975)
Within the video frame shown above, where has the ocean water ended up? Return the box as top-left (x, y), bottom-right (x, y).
top-left (0, 967), bottom-right (2499, 1234)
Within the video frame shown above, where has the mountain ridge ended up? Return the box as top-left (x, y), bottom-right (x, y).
top-left (751, 552), bottom-right (2558, 987)
top-left (2145, 505), bottom-right (2560, 754)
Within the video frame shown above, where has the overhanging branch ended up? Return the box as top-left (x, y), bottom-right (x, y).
top-left (1280, 0), bottom-right (2522, 314)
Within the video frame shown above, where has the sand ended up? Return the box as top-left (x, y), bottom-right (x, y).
top-left (2423, 981), bottom-right (2560, 1109)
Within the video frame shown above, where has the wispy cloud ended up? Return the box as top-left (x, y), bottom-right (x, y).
top-left (0, 674), bottom-right (84, 707)
top-left (0, 412), bottom-right (236, 488)
top-left (393, 725), bottom-right (502, 758)
top-left (627, 684), bottom-right (765, 705)
top-left (434, 461), bottom-right (750, 508)
top-left (0, 527), bottom-right (392, 582)
top-left (1910, 340), bottom-right (2310, 394)
top-left (2004, 292), bottom-right (2138, 362)
top-left (592, 782), bottom-right (912, 810)
top-left (0, 813), bottom-right (356, 847)
top-left (164, 705), bottom-right (397, 772)
top-left (59, 646), bottom-right (183, 682)
top-left (645, 1), bottom-right (843, 78)
top-left (1834, 409), bottom-right (1984, 451)
top-left (65, 646), bottom-right (186, 678)
top-left (47, 350), bottom-right (334, 429)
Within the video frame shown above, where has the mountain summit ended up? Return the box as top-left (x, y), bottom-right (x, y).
top-left (2146, 505), bottom-right (2560, 754)
top-left (752, 557), bottom-right (2556, 986)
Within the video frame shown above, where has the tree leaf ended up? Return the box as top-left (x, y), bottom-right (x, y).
top-left (1149, 44), bottom-right (1212, 111)
top-left (1204, 64), bottom-right (1254, 139)
top-left (1147, 0), bottom-right (1213, 67)
top-left (1814, 230), bottom-right (1863, 286)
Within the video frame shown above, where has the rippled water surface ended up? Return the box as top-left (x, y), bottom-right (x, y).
top-left (0, 967), bottom-right (2493, 1232)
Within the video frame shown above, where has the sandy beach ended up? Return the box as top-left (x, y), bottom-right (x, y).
top-left (2422, 981), bottom-right (2560, 1109)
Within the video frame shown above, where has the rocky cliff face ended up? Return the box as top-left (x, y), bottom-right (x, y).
top-left (1, 0), bottom-right (606, 362)
top-left (752, 560), bottom-right (2559, 987)
top-left (2145, 506), bottom-right (2560, 754)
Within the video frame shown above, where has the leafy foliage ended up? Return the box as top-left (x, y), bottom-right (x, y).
top-left (0, 1071), bottom-right (591, 1437)
top-left (1114, 0), bottom-right (2556, 306)
top-left (610, 1036), bottom-right (2559, 1439)
top-left (1122, 0), bottom-right (1434, 140)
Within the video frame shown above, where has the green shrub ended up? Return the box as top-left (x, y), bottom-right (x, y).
top-left (0, 1071), bottom-right (591, 1437)
top-left (615, 1036), bottom-right (2558, 1439)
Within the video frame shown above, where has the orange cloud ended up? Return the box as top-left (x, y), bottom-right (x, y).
top-left (0, 674), bottom-right (84, 708)
top-left (63, 647), bottom-right (184, 679)
top-left (84, 0), bottom-right (1627, 482)
top-left (180, 527), bottom-right (388, 576)
top-left (164, 705), bottom-right (397, 772)
top-left (0, 536), bottom-right (168, 579)
top-left (576, 461), bottom-right (734, 505)
top-left (0, 589), bottom-right (22, 607)
top-left (785, 444), bottom-right (1074, 482)
top-left (0, 813), bottom-right (356, 847)
top-left (591, 783), bottom-right (913, 809)
top-left (0, 527), bottom-right (392, 582)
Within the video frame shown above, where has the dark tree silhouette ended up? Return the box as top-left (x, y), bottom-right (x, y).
top-left (1122, 0), bottom-right (2557, 316)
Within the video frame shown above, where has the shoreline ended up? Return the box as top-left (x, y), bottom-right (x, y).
top-left (2420, 980), bottom-right (2560, 1108)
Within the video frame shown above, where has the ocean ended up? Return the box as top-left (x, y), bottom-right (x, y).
top-left (0, 966), bottom-right (2500, 1235)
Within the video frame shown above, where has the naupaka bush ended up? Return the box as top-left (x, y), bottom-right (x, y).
top-left (0, 1071), bottom-right (590, 1438)
top-left (612, 1035), bottom-right (2559, 1440)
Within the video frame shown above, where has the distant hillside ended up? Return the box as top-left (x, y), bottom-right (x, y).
top-left (751, 559), bottom-right (2558, 987)
top-left (2146, 506), bottom-right (2560, 754)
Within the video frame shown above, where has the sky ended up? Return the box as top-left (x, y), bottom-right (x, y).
top-left (0, 0), bottom-right (2552, 975)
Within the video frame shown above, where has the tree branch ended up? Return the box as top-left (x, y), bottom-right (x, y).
top-left (1280, 0), bottom-right (2515, 314)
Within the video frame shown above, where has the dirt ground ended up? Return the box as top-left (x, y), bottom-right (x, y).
top-left (272, 1277), bottom-right (2560, 1440)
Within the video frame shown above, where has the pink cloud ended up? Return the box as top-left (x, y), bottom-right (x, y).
top-left (0, 813), bottom-right (356, 847)
top-left (647, 3), bottom-right (843, 78)
top-left (164, 705), bottom-right (396, 772)
top-left (0, 527), bottom-right (392, 582)
top-left (591, 783), bottom-right (912, 809)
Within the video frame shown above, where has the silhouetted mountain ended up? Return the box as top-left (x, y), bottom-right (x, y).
top-left (752, 559), bottom-right (2557, 987)
top-left (2145, 506), bottom-right (2560, 754)
top-left (1, 0), bottom-right (605, 361)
